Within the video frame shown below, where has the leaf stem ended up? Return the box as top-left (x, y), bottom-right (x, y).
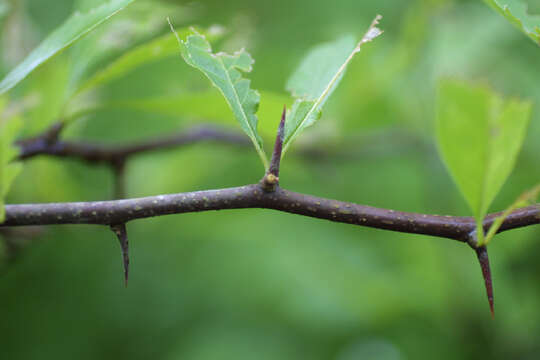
top-left (476, 220), bottom-right (485, 247)
top-left (484, 184), bottom-right (540, 245)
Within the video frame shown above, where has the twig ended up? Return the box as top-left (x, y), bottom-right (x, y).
top-left (17, 123), bottom-right (250, 164)
top-left (6, 119), bottom-right (540, 314)
top-left (2, 184), bottom-right (538, 243)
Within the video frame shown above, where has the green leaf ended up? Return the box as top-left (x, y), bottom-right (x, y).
top-left (169, 23), bottom-right (268, 168)
top-left (436, 79), bottom-right (532, 228)
top-left (283, 16), bottom-right (383, 154)
top-left (0, 0), bottom-right (9, 22)
top-left (75, 32), bottom-right (187, 95)
top-left (0, 97), bottom-right (23, 223)
top-left (21, 57), bottom-right (70, 137)
top-left (484, 0), bottom-right (540, 45)
top-left (67, 0), bottom-right (190, 94)
top-left (74, 27), bottom-right (224, 96)
top-left (89, 89), bottom-right (289, 141)
top-left (0, 0), bottom-right (135, 95)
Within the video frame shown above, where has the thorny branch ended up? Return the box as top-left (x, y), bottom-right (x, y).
top-left (5, 120), bottom-right (540, 312)
top-left (10, 121), bottom-right (538, 241)
top-left (2, 184), bottom-right (538, 240)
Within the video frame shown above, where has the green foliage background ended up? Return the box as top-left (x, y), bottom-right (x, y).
top-left (1, 0), bottom-right (540, 359)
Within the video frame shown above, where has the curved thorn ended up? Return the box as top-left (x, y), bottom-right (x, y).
top-left (475, 246), bottom-right (494, 317)
top-left (110, 223), bottom-right (129, 287)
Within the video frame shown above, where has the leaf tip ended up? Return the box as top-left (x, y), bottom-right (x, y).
top-left (359, 15), bottom-right (384, 46)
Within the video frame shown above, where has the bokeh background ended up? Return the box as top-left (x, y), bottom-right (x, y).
top-left (1, 0), bottom-right (540, 359)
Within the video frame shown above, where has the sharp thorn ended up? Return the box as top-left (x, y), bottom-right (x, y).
top-left (475, 246), bottom-right (494, 317)
top-left (111, 223), bottom-right (129, 287)
top-left (267, 105), bottom-right (286, 178)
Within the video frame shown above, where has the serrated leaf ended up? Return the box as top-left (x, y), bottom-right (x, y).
top-left (283, 16), bottom-right (383, 154)
top-left (484, 0), bottom-right (540, 45)
top-left (436, 79), bottom-right (532, 230)
top-left (0, 0), bottom-right (135, 95)
top-left (0, 97), bottom-right (23, 223)
top-left (169, 23), bottom-right (268, 168)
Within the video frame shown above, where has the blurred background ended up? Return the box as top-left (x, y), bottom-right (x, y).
top-left (1, 0), bottom-right (540, 358)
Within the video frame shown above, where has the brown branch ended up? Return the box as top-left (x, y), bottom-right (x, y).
top-left (16, 123), bottom-right (251, 200)
top-left (8, 122), bottom-right (540, 245)
top-left (6, 117), bottom-right (540, 311)
top-left (16, 123), bottom-right (430, 167)
top-left (17, 123), bottom-right (251, 164)
top-left (2, 183), bottom-right (538, 243)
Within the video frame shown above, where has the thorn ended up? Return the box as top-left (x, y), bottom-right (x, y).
top-left (268, 105), bottom-right (286, 178)
top-left (475, 246), bottom-right (494, 317)
top-left (261, 106), bottom-right (286, 192)
top-left (43, 122), bottom-right (64, 144)
top-left (110, 223), bottom-right (129, 287)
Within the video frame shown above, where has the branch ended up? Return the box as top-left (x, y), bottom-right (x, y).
top-left (17, 123), bottom-right (430, 167)
top-left (2, 183), bottom-right (538, 242)
top-left (17, 124), bottom-right (250, 164)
